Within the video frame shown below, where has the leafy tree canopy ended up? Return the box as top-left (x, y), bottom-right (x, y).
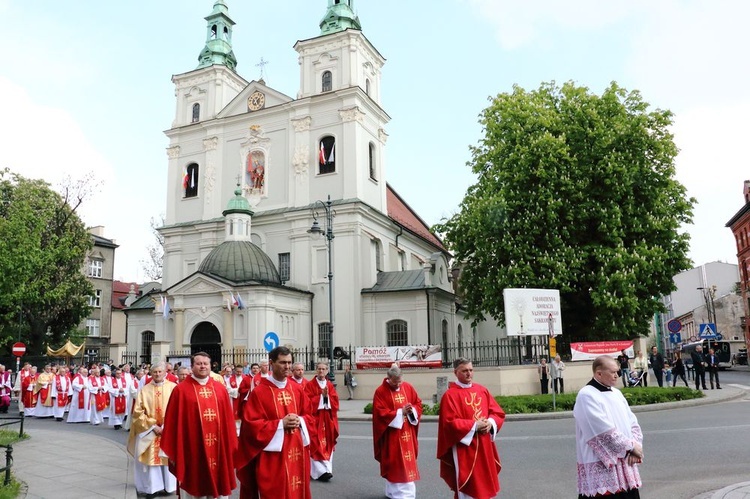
top-left (0, 169), bottom-right (94, 354)
top-left (435, 82), bottom-right (695, 341)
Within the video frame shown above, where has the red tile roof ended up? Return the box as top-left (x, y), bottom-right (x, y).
top-left (112, 281), bottom-right (139, 310)
top-left (386, 184), bottom-right (445, 250)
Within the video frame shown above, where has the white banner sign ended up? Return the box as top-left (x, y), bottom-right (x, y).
top-left (503, 288), bottom-right (563, 336)
top-left (355, 345), bottom-right (442, 369)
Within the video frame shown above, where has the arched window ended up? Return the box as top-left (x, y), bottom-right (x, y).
top-left (141, 331), bottom-right (155, 365)
top-left (365, 78), bottom-right (371, 95)
top-left (211, 25), bottom-right (217, 39)
top-left (184, 163), bottom-right (199, 198)
top-left (368, 142), bottom-right (377, 181)
top-left (192, 103), bottom-right (200, 123)
top-left (318, 136), bottom-right (336, 174)
top-left (386, 320), bottom-right (408, 346)
top-left (322, 71), bottom-right (332, 92)
top-left (318, 322), bottom-right (332, 358)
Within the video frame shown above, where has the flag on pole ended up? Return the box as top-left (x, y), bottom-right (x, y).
top-left (231, 292), bottom-right (239, 309)
top-left (327, 143), bottom-right (335, 164)
top-left (190, 168), bottom-right (196, 189)
top-left (226, 295), bottom-right (233, 311)
top-left (319, 142), bottom-right (326, 165)
top-left (235, 292), bottom-right (246, 310)
top-left (182, 171), bottom-right (189, 189)
top-left (162, 296), bottom-right (171, 319)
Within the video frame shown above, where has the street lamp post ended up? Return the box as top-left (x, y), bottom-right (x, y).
top-left (308, 195), bottom-right (336, 384)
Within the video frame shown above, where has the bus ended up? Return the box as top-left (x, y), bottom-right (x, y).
top-left (681, 340), bottom-right (733, 369)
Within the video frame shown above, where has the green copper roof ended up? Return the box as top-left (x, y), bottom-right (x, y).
top-left (223, 186), bottom-right (253, 216)
top-left (197, 0), bottom-right (238, 70)
top-left (320, 0), bottom-right (361, 35)
top-left (199, 241), bottom-right (281, 285)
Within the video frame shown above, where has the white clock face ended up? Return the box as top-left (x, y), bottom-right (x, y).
top-left (248, 91), bottom-right (265, 111)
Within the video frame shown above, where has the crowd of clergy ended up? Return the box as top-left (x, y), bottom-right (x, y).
top-left (6, 350), bottom-right (643, 499)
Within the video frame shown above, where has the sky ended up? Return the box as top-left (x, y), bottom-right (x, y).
top-left (0, 0), bottom-right (747, 282)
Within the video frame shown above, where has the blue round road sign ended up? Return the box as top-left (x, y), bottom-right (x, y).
top-left (667, 319), bottom-right (682, 333)
top-left (263, 331), bottom-right (279, 352)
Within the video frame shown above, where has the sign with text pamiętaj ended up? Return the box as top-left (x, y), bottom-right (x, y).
top-left (503, 288), bottom-right (563, 336)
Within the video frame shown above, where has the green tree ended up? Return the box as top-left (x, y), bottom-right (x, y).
top-left (0, 169), bottom-right (94, 354)
top-left (435, 82), bottom-right (695, 341)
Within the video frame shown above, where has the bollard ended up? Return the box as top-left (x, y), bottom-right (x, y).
top-left (436, 376), bottom-right (448, 405)
top-left (4, 445), bottom-right (11, 486)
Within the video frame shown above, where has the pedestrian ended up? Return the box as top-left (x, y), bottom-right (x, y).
top-left (343, 363), bottom-right (356, 400)
top-left (617, 350), bottom-right (631, 388)
top-left (437, 358), bottom-right (506, 499)
top-left (550, 354), bottom-right (566, 394)
top-left (372, 364), bottom-right (422, 499)
top-left (705, 348), bottom-right (722, 389)
top-left (649, 346), bottom-right (665, 387)
top-left (161, 351), bottom-right (238, 498)
top-left (671, 353), bottom-right (689, 387)
top-left (127, 362), bottom-right (178, 498)
top-left (537, 358), bottom-right (550, 394)
top-left (236, 345), bottom-right (313, 499)
top-left (304, 361), bottom-right (340, 481)
top-left (574, 355), bottom-right (643, 498)
top-left (633, 351), bottom-right (648, 387)
top-left (690, 345), bottom-right (708, 390)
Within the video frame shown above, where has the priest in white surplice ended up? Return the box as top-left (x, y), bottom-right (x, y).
top-left (574, 356), bottom-right (643, 499)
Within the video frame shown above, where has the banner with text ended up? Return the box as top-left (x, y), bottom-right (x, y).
top-left (570, 341), bottom-right (634, 361)
top-left (503, 288), bottom-right (563, 336)
top-left (355, 345), bottom-right (442, 369)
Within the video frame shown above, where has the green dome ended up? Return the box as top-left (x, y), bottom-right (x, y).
top-left (199, 241), bottom-right (281, 284)
top-left (223, 187), bottom-right (253, 216)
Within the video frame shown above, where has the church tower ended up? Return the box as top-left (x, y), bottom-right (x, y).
top-left (293, 0), bottom-right (389, 212)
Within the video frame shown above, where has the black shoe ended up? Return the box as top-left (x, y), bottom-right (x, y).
top-left (114, 425), bottom-right (122, 430)
top-left (318, 472), bottom-right (333, 482)
top-left (56, 418), bottom-right (63, 422)
top-left (717, 386), bottom-right (722, 389)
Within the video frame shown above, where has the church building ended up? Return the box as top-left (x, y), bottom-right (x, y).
top-left (124, 0), bottom-right (478, 367)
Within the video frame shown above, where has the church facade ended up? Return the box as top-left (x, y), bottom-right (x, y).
top-left (124, 1), bottom-right (485, 367)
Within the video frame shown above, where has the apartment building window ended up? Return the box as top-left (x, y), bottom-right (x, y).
top-left (86, 318), bottom-right (100, 337)
top-left (88, 289), bottom-right (102, 308)
top-left (88, 259), bottom-right (103, 278)
top-left (278, 252), bottom-right (291, 283)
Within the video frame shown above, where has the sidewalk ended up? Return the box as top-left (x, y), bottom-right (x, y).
top-left (12, 384), bottom-right (749, 499)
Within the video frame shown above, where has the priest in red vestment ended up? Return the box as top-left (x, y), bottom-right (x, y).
top-left (161, 352), bottom-right (237, 498)
top-left (21, 366), bottom-right (38, 417)
top-left (303, 361), bottom-right (339, 481)
top-left (236, 346), bottom-right (314, 499)
top-left (372, 364), bottom-right (422, 499)
top-left (437, 358), bottom-right (505, 499)
top-left (226, 365), bottom-right (245, 421)
top-left (290, 362), bottom-right (309, 389)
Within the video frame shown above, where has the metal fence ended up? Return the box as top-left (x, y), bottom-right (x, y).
top-left (0, 417), bottom-right (24, 486)
top-left (119, 335), bottom-right (566, 372)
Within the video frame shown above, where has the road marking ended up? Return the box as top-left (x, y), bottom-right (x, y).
top-left (727, 383), bottom-right (750, 390)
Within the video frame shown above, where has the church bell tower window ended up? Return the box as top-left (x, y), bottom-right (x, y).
top-left (318, 136), bottom-right (336, 175)
top-left (192, 103), bottom-right (200, 123)
top-left (322, 71), bottom-right (332, 92)
top-left (184, 163), bottom-right (199, 198)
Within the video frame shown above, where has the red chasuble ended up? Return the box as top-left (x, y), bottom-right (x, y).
top-left (110, 377), bottom-right (127, 415)
top-left (372, 379), bottom-right (423, 483)
top-left (437, 382), bottom-right (506, 499)
top-left (21, 374), bottom-right (37, 408)
top-left (236, 377), bottom-right (314, 499)
top-left (73, 374), bottom-right (86, 409)
top-left (89, 376), bottom-right (107, 412)
top-left (55, 375), bottom-right (69, 408)
top-left (228, 374), bottom-right (244, 419)
top-left (303, 377), bottom-right (339, 461)
top-left (161, 376), bottom-right (237, 498)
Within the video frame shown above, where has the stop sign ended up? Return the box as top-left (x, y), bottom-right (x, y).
top-left (12, 342), bottom-right (26, 357)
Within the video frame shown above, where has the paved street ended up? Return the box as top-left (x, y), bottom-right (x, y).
top-left (15, 368), bottom-right (750, 498)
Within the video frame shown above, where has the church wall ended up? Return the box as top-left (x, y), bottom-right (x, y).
top-left (361, 292), bottom-right (430, 347)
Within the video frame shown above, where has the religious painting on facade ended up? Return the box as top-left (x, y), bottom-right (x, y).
top-left (246, 150), bottom-right (266, 194)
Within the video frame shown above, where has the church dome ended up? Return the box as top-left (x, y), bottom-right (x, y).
top-left (199, 241), bottom-right (281, 285)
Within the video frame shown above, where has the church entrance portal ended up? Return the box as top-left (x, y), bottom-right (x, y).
top-left (190, 322), bottom-right (222, 370)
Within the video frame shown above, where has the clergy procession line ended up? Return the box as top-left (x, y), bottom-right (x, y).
top-left (7, 352), bottom-right (645, 499)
